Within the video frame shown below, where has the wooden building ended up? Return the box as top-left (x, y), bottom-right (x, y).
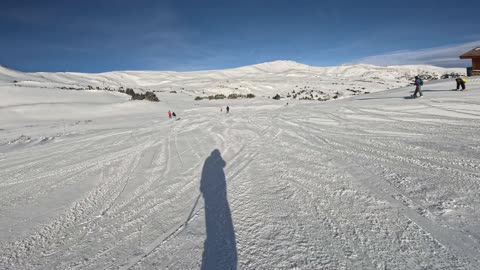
top-left (460, 47), bottom-right (480, 76)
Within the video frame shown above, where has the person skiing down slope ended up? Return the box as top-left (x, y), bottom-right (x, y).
top-left (168, 110), bottom-right (172, 119)
top-left (412, 76), bottom-right (423, 98)
top-left (226, 106), bottom-right (230, 113)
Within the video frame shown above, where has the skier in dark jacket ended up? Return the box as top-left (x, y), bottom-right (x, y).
top-left (456, 78), bottom-right (467, 91)
top-left (226, 106), bottom-right (230, 113)
top-left (412, 76), bottom-right (423, 98)
top-left (172, 112), bottom-right (177, 119)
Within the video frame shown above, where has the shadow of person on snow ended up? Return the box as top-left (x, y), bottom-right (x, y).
top-left (421, 89), bottom-right (455, 92)
top-left (355, 96), bottom-right (405, 101)
top-left (200, 149), bottom-right (237, 270)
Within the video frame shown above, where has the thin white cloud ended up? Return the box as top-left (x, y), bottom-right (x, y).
top-left (357, 41), bottom-right (480, 67)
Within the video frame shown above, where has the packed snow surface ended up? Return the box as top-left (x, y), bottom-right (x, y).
top-left (0, 63), bottom-right (480, 269)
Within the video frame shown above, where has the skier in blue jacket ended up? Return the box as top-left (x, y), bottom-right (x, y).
top-left (412, 76), bottom-right (423, 98)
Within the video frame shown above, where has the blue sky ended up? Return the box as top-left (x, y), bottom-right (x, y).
top-left (1, 0), bottom-right (479, 72)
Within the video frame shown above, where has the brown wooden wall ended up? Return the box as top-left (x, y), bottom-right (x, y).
top-left (473, 58), bottom-right (480, 70)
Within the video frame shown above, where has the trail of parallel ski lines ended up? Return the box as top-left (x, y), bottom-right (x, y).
top-left (39, 125), bottom-right (176, 269)
top-left (0, 126), bottom-right (170, 269)
top-left (347, 106), bottom-right (480, 144)
top-left (235, 129), bottom-right (370, 269)
top-left (121, 148), bottom-right (257, 269)
top-left (0, 134), bottom-right (156, 210)
top-left (268, 117), bottom-right (417, 268)
top-left (278, 111), bottom-right (478, 268)
top-left (65, 111), bottom-right (259, 269)
top-left (0, 128), bottom-right (146, 191)
top-left (420, 100), bottom-right (480, 118)
top-left (281, 111), bottom-right (480, 178)
top-left (122, 111), bottom-right (281, 269)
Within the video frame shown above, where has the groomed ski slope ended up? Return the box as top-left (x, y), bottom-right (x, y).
top-left (1, 78), bottom-right (480, 269)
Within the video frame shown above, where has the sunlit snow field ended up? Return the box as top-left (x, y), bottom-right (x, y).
top-left (1, 64), bottom-right (480, 269)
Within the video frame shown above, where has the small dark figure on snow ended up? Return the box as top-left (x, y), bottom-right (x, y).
top-left (172, 112), bottom-right (177, 119)
top-left (226, 106), bottom-right (230, 113)
top-left (456, 78), bottom-right (467, 91)
top-left (412, 76), bottom-right (423, 98)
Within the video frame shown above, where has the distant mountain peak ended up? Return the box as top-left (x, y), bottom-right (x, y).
top-left (236, 60), bottom-right (314, 73)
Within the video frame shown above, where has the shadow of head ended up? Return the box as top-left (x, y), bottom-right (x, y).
top-left (200, 149), bottom-right (226, 194)
top-left (210, 149), bottom-right (226, 167)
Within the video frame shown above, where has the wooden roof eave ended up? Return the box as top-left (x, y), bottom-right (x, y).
top-left (460, 48), bottom-right (480, 59)
top-left (460, 55), bottom-right (480, 59)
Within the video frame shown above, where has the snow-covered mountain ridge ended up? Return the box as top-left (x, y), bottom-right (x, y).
top-left (1, 61), bottom-right (464, 100)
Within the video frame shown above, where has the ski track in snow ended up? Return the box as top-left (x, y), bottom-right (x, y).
top-left (1, 80), bottom-right (480, 269)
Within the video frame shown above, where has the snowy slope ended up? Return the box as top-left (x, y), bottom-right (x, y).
top-left (0, 61), bottom-right (480, 270)
top-left (1, 62), bottom-right (464, 100)
top-left (1, 72), bottom-right (480, 269)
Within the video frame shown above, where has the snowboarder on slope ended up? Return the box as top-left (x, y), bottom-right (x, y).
top-left (456, 77), bottom-right (467, 91)
top-left (226, 106), bottom-right (230, 113)
top-left (412, 76), bottom-right (423, 98)
top-left (168, 110), bottom-right (172, 119)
